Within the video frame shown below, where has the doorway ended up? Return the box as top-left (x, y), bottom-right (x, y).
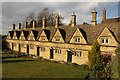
top-left (37, 46), bottom-right (40, 56)
top-left (27, 45), bottom-right (29, 55)
top-left (19, 44), bottom-right (21, 54)
top-left (12, 43), bottom-right (14, 52)
top-left (50, 47), bottom-right (53, 59)
top-left (67, 51), bottom-right (72, 62)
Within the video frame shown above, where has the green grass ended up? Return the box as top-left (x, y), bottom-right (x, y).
top-left (2, 51), bottom-right (90, 78)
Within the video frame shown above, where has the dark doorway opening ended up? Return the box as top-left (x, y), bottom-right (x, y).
top-left (27, 45), bottom-right (29, 55)
top-left (37, 46), bottom-right (40, 57)
top-left (67, 51), bottom-right (72, 62)
top-left (12, 43), bottom-right (14, 52)
top-left (50, 48), bottom-right (53, 59)
top-left (19, 44), bottom-right (21, 54)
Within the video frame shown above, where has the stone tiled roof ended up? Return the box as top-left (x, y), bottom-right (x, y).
top-left (9, 31), bottom-right (14, 38)
top-left (23, 30), bottom-right (29, 39)
top-left (44, 29), bottom-right (50, 40)
top-left (32, 30), bottom-right (38, 40)
top-left (10, 18), bottom-right (120, 44)
top-left (102, 17), bottom-right (120, 23)
top-left (15, 31), bottom-right (21, 39)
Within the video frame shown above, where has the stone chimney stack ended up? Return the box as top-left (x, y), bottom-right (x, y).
top-left (12, 22), bottom-right (15, 30)
top-left (102, 8), bottom-right (106, 21)
top-left (71, 12), bottom-right (76, 27)
top-left (25, 20), bottom-right (28, 29)
top-left (18, 22), bottom-right (21, 30)
top-left (91, 9), bottom-right (97, 25)
top-left (42, 16), bottom-right (46, 29)
top-left (33, 19), bottom-right (36, 29)
top-left (55, 14), bottom-right (59, 28)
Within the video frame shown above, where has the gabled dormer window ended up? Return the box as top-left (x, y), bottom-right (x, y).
top-left (13, 36), bottom-right (17, 39)
top-left (21, 36), bottom-right (24, 40)
top-left (75, 37), bottom-right (80, 43)
top-left (41, 37), bottom-right (45, 41)
top-left (56, 37), bottom-right (60, 42)
top-left (101, 38), bottom-right (109, 44)
top-left (30, 36), bottom-right (34, 40)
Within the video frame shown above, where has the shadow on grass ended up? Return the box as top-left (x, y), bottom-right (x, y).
top-left (2, 60), bottom-right (34, 63)
top-left (2, 57), bottom-right (16, 59)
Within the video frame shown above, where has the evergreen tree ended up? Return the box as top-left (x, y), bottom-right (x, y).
top-left (88, 40), bottom-right (103, 71)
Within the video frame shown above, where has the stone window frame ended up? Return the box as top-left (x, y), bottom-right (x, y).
top-left (30, 36), bottom-right (34, 40)
top-left (21, 36), bottom-right (24, 40)
top-left (21, 44), bottom-right (24, 49)
top-left (74, 51), bottom-right (82, 58)
top-left (13, 36), bottom-right (17, 40)
top-left (30, 44), bottom-right (34, 49)
top-left (74, 37), bottom-right (80, 43)
top-left (56, 37), bottom-right (60, 42)
top-left (41, 47), bottom-right (46, 52)
top-left (106, 39), bottom-right (109, 44)
top-left (102, 39), bottom-right (105, 44)
top-left (55, 49), bottom-right (61, 55)
top-left (101, 38), bottom-right (109, 44)
top-left (41, 37), bottom-right (45, 41)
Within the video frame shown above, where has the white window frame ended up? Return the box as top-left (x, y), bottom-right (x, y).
top-left (78, 38), bottom-right (80, 43)
top-left (106, 39), bottom-right (109, 44)
top-left (56, 37), bottom-right (60, 42)
top-left (102, 39), bottom-right (105, 44)
top-left (41, 37), bottom-right (45, 41)
top-left (75, 37), bottom-right (80, 43)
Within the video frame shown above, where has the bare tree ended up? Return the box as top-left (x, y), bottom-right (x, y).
top-left (24, 8), bottom-right (64, 27)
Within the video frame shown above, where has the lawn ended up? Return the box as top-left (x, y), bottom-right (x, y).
top-left (2, 51), bottom-right (90, 78)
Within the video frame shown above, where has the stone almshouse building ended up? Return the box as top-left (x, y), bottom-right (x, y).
top-left (6, 8), bottom-right (120, 65)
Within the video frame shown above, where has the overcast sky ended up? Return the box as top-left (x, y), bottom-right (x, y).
top-left (1, 1), bottom-right (119, 35)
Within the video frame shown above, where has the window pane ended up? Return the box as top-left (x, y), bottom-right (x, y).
top-left (106, 39), bottom-right (109, 44)
top-left (75, 38), bottom-right (77, 42)
top-left (42, 37), bottom-right (45, 41)
top-left (102, 39), bottom-right (104, 43)
top-left (55, 49), bottom-right (57, 53)
top-left (60, 50), bottom-right (61, 54)
top-left (80, 52), bottom-right (82, 58)
top-left (77, 52), bottom-right (79, 57)
top-left (75, 52), bottom-right (76, 56)
top-left (41, 47), bottom-right (45, 51)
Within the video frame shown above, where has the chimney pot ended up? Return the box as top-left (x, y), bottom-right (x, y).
top-left (71, 12), bottom-right (76, 27)
top-left (55, 14), bottom-right (59, 28)
top-left (18, 22), bottom-right (21, 30)
top-left (42, 16), bottom-right (46, 29)
top-left (13, 22), bottom-right (15, 30)
top-left (102, 8), bottom-right (106, 21)
top-left (91, 9), bottom-right (97, 25)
